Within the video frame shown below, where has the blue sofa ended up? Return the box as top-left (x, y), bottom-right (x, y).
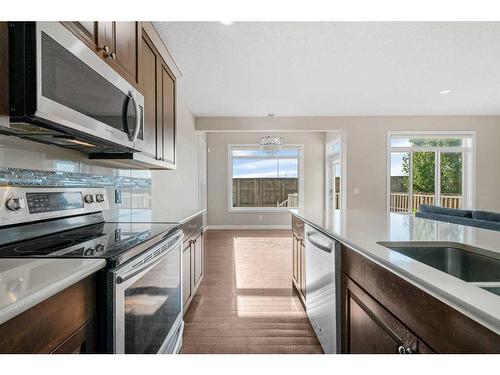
top-left (415, 205), bottom-right (500, 232)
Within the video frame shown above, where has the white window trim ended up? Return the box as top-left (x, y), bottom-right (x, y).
top-left (386, 130), bottom-right (476, 212)
top-left (324, 132), bottom-right (347, 212)
top-left (227, 144), bottom-right (305, 213)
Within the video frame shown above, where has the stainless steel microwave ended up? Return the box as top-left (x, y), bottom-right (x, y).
top-left (3, 22), bottom-right (145, 154)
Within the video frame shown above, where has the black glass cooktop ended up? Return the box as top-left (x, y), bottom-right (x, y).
top-left (0, 220), bottom-right (180, 267)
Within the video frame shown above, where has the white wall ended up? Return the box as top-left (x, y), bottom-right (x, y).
top-left (150, 99), bottom-right (206, 210)
top-left (206, 132), bottom-right (324, 227)
top-left (197, 116), bottom-right (500, 212)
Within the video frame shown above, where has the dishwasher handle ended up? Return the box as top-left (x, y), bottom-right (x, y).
top-left (305, 232), bottom-right (334, 254)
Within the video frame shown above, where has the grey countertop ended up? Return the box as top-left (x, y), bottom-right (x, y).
top-left (291, 208), bottom-right (500, 334)
top-left (0, 258), bottom-right (105, 325)
top-left (107, 208), bottom-right (206, 224)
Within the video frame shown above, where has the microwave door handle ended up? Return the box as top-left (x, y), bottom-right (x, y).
top-left (129, 91), bottom-right (141, 143)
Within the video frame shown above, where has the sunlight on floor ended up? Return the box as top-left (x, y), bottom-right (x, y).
top-left (233, 236), bottom-right (292, 290)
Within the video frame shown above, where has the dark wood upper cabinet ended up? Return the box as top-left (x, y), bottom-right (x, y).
top-left (140, 32), bottom-right (159, 159)
top-left (106, 22), bottom-right (140, 86)
top-left (139, 24), bottom-right (177, 167)
top-left (63, 21), bottom-right (140, 87)
top-left (160, 62), bottom-right (176, 165)
top-left (61, 22), bottom-right (99, 52)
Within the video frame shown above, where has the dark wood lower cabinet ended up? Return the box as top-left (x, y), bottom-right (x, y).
top-left (182, 214), bottom-right (205, 313)
top-left (51, 321), bottom-right (96, 354)
top-left (342, 245), bottom-right (500, 354)
top-left (343, 275), bottom-right (433, 354)
top-left (0, 274), bottom-right (98, 354)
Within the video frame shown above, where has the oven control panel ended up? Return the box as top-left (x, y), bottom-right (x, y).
top-left (26, 191), bottom-right (85, 214)
top-left (0, 187), bottom-right (110, 226)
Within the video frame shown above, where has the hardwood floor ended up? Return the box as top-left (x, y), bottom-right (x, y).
top-left (181, 229), bottom-right (322, 354)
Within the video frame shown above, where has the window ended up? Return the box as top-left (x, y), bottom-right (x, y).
top-left (388, 132), bottom-right (474, 213)
top-left (228, 145), bottom-right (302, 211)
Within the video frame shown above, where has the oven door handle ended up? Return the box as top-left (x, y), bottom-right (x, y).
top-left (115, 233), bottom-right (183, 285)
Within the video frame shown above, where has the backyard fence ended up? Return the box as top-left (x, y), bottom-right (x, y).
top-left (233, 178), bottom-right (299, 208)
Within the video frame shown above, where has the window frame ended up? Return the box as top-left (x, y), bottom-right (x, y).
top-left (386, 130), bottom-right (476, 212)
top-left (227, 144), bottom-right (304, 213)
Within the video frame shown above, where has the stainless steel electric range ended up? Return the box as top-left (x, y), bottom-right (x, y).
top-left (0, 186), bottom-right (184, 354)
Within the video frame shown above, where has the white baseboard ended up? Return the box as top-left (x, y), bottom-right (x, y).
top-left (206, 225), bottom-right (291, 230)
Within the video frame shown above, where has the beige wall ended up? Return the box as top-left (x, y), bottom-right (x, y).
top-left (206, 131), bottom-right (325, 227)
top-left (198, 116), bottom-right (500, 212)
top-left (150, 100), bottom-right (206, 210)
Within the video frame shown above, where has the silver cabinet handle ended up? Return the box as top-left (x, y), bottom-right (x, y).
top-left (305, 232), bottom-right (333, 254)
top-left (188, 224), bottom-right (197, 228)
top-left (128, 91), bottom-right (141, 143)
top-left (110, 52), bottom-right (116, 59)
top-left (102, 45), bottom-right (110, 54)
top-left (397, 345), bottom-right (412, 354)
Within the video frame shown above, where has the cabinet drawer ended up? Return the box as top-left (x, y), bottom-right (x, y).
top-left (292, 215), bottom-right (305, 237)
top-left (182, 214), bottom-right (203, 242)
top-left (0, 275), bottom-right (97, 353)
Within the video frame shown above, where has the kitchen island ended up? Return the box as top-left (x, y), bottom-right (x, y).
top-left (291, 209), bottom-right (500, 353)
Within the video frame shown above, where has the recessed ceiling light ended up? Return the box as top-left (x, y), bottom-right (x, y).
top-left (220, 21), bottom-right (233, 26)
top-left (439, 89), bottom-right (453, 95)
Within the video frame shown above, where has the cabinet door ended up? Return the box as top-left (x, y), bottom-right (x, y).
top-left (292, 234), bottom-right (298, 283)
top-left (97, 21), bottom-right (114, 54)
top-left (159, 62), bottom-right (176, 165)
top-left (61, 22), bottom-right (98, 51)
top-left (139, 32), bottom-right (159, 159)
top-left (343, 275), bottom-right (433, 354)
top-left (97, 22), bottom-right (139, 86)
top-left (182, 243), bottom-right (192, 308)
top-left (194, 232), bottom-right (203, 286)
top-left (113, 22), bottom-right (139, 85)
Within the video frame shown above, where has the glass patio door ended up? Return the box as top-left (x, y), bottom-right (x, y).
top-left (412, 151), bottom-right (436, 211)
top-left (390, 150), bottom-right (464, 212)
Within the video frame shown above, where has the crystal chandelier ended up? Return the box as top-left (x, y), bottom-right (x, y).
top-left (260, 136), bottom-right (284, 156)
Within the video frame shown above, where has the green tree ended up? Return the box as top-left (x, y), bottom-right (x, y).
top-left (401, 139), bottom-right (462, 195)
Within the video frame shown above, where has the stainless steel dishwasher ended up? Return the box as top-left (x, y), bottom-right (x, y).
top-left (304, 224), bottom-right (341, 354)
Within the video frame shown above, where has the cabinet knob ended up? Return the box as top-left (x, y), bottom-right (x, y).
top-left (110, 52), bottom-right (116, 59)
top-left (102, 45), bottom-right (110, 54)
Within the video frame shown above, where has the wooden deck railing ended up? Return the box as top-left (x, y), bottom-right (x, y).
top-left (277, 193), bottom-right (299, 208)
top-left (390, 193), bottom-right (462, 212)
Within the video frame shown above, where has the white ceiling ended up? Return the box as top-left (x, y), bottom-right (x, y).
top-left (153, 22), bottom-right (500, 117)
